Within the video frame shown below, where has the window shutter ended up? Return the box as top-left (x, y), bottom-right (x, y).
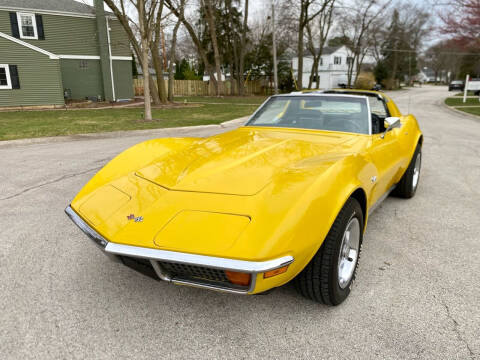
top-left (36, 14), bottom-right (45, 40)
top-left (9, 12), bottom-right (20, 38)
top-left (9, 65), bottom-right (20, 89)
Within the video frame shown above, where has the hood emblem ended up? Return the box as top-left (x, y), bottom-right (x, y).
top-left (127, 214), bottom-right (143, 222)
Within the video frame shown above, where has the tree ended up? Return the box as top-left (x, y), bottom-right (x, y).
top-left (339, 0), bottom-right (391, 87)
top-left (440, 0), bottom-right (480, 48)
top-left (295, 0), bottom-right (331, 89)
top-left (305, 0), bottom-right (336, 89)
top-left (167, 0), bottom-right (185, 101)
top-left (204, 0), bottom-right (223, 95)
top-left (151, 0), bottom-right (168, 104)
top-left (164, 0), bottom-right (219, 94)
top-left (103, 0), bottom-right (161, 120)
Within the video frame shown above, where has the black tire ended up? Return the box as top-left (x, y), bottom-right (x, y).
top-left (295, 198), bottom-right (364, 305)
top-left (392, 143), bottom-right (422, 198)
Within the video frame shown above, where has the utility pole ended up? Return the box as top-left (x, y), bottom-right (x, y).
top-left (272, 1), bottom-right (278, 94)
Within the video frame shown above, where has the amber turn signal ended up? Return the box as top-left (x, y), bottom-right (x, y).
top-left (263, 265), bottom-right (289, 279)
top-left (225, 271), bottom-right (251, 286)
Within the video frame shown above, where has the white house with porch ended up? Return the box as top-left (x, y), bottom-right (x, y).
top-left (292, 45), bottom-right (357, 89)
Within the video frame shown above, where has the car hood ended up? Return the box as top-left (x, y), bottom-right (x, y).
top-left (72, 127), bottom-right (368, 258)
top-left (135, 127), bottom-right (361, 196)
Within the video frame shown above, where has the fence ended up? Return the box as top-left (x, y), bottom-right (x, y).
top-left (133, 79), bottom-right (264, 97)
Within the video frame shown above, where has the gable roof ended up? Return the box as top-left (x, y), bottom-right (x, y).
top-left (0, 31), bottom-right (59, 59)
top-left (305, 46), bottom-right (344, 57)
top-left (0, 0), bottom-right (96, 16)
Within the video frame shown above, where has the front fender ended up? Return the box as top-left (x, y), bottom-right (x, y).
top-left (72, 137), bottom-right (197, 206)
top-left (249, 154), bottom-right (373, 293)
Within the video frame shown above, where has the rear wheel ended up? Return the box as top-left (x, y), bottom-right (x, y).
top-left (295, 198), bottom-right (363, 305)
top-left (393, 144), bottom-right (421, 198)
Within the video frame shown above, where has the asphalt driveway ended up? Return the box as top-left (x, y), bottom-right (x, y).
top-left (0, 86), bottom-right (479, 359)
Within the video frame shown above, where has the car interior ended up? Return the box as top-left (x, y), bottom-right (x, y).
top-left (248, 94), bottom-right (392, 135)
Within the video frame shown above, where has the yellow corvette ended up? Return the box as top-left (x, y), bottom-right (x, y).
top-left (66, 90), bottom-right (422, 305)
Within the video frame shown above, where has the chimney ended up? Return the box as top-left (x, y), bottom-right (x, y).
top-left (94, 0), bottom-right (115, 102)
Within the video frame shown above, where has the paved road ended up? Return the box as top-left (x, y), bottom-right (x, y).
top-left (1, 86), bottom-right (479, 359)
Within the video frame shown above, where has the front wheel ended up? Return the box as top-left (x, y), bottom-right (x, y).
top-left (295, 198), bottom-right (363, 305)
top-left (393, 144), bottom-right (422, 198)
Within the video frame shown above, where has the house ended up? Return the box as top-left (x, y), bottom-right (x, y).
top-left (0, 0), bottom-right (133, 108)
top-left (292, 45), bottom-right (364, 89)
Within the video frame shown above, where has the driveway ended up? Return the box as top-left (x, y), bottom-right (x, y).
top-left (0, 86), bottom-right (478, 359)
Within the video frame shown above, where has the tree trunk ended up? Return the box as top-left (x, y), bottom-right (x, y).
top-left (164, 0), bottom-right (218, 92)
top-left (308, 56), bottom-right (318, 89)
top-left (168, 17), bottom-right (181, 101)
top-left (238, 0), bottom-right (249, 96)
top-left (205, 0), bottom-right (223, 96)
top-left (149, 75), bottom-right (160, 104)
top-left (297, 7), bottom-right (305, 89)
top-left (138, 0), bottom-right (152, 121)
top-left (151, 48), bottom-right (167, 103)
top-left (152, 1), bottom-right (168, 104)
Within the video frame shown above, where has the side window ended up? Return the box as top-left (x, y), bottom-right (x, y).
top-left (368, 97), bottom-right (390, 118)
top-left (334, 56), bottom-right (342, 65)
top-left (18, 13), bottom-right (38, 39)
top-left (0, 65), bottom-right (11, 89)
top-left (0, 65), bottom-right (20, 90)
top-left (9, 12), bottom-right (45, 40)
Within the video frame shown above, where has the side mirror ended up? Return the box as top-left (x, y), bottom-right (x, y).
top-left (381, 117), bottom-right (401, 138)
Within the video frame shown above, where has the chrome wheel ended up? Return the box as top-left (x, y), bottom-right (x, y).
top-left (412, 152), bottom-right (421, 190)
top-left (337, 217), bottom-right (360, 289)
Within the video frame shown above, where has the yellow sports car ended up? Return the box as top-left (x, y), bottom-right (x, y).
top-left (66, 90), bottom-right (422, 305)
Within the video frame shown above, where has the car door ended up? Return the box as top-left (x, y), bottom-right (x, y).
top-left (367, 127), bottom-right (404, 206)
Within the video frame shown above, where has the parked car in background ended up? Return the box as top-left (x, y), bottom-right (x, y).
top-left (372, 83), bottom-right (382, 91)
top-left (449, 80), bottom-right (464, 91)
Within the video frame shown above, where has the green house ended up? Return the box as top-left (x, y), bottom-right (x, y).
top-left (0, 0), bottom-right (133, 107)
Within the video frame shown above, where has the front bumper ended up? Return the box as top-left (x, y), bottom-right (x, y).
top-left (65, 206), bottom-right (293, 294)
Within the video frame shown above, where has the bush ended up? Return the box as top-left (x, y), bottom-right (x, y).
top-left (355, 72), bottom-right (375, 89)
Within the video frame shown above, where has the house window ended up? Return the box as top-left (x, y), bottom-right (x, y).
top-left (17, 12), bottom-right (38, 39)
top-left (0, 64), bottom-right (12, 89)
top-left (79, 60), bottom-right (88, 70)
top-left (334, 56), bottom-right (342, 65)
top-left (347, 57), bottom-right (354, 66)
top-left (320, 57), bottom-right (323, 66)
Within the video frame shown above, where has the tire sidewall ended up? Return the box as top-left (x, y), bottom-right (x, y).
top-left (330, 201), bottom-right (364, 305)
top-left (407, 146), bottom-right (422, 196)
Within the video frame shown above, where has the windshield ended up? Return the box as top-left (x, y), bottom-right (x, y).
top-left (246, 96), bottom-right (370, 134)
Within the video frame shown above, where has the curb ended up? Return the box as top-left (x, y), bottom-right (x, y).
top-left (442, 100), bottom-right (480, 122)
top-left (0, 116), bottom-right (249, 148)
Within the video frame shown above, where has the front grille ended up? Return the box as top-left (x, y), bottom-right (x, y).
top-left (120, 256), bottom-right (158, 280)
top-left (160, 262), bottom-right (228, 282)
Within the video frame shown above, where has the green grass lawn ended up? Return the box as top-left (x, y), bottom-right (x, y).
top-left (174, 96), bottom-right (267, 105)
top-left (0, 103), bottom-right (258, 141)
top-left (445, 97), bottom-right (480, 106)
top-left (456, 107), bottom-right (480, 116)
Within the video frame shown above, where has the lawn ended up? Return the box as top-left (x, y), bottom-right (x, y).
top-left (174, 96), bottom-right (267, 105)
top-left (445, 97), bottom-right (480, 106)
top-left (451, 107), bottom-right (480, 116)
top-left (0, 103), bottom-right (258, 141)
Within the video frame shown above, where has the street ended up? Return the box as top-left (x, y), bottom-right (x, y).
top-left (0, 86), bottom-right (479, 359)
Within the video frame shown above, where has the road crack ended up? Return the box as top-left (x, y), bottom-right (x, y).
top-left (442, 301), bottom-right (475, 358)
top-left (0, 166), bottom-right (102, 201)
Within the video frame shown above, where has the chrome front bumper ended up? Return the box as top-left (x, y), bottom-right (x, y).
top-left (65, 206), bottom-right (293, 294)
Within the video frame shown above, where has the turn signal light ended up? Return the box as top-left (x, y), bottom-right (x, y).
top-left (263, 265), bottom-right (289, 279)
top-left (225, 271), bottom-right (251, 286)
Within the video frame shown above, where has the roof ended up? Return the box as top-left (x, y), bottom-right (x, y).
top-left (0, 0), bottom-right (96, 15)
top-left (305, 46), bottom-right (343, 57)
